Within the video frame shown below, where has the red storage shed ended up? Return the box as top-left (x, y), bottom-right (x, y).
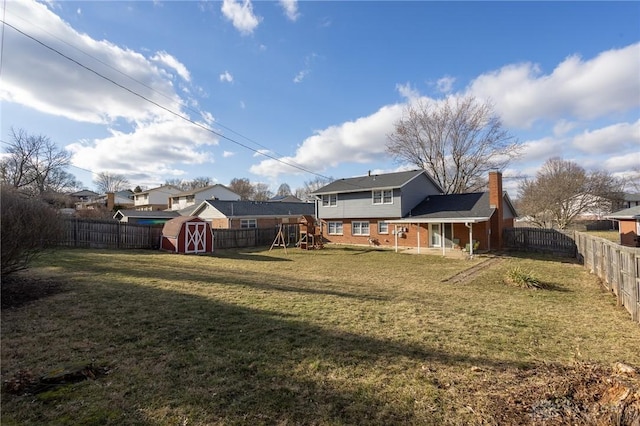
top-left (161, 216), bottom-right (214, 254)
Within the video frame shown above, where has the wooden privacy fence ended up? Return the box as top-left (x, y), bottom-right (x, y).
top-left (213, 225), bottom-right (300, 250)
top-left (61, 218), bottom-right (163, 249)
top-left (503, 227), bottom-right (577, 257)
top-left (574, 232), bottom-right (640, 324)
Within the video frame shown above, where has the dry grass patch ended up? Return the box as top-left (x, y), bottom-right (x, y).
top-left (2, 247), bottom-right (639, 425)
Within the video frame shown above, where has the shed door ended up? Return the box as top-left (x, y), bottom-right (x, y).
top-left (185, 222), bottom-right (207, 253)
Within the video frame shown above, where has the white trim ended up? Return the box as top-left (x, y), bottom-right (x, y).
top-left (386, 217), bottom-right (490, 224)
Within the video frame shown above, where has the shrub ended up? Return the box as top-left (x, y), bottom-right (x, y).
top-left (504, 266), bottom-right (542, 289)
top-left (1, 186), bottom-right (65, 277)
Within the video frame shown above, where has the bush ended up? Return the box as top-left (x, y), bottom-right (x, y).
top-left (504, 266), bottom-right (542, 289)
top-left (1, 186), bottom-right (65, 277)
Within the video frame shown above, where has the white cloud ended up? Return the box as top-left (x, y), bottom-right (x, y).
top-left (469, 43), bottom-right (640, 128)
top-left (150, 51), bottom-right (191, 82)
top-left (293, 69), bottom-right (308, 84)
top-left (219, 71), bottom-right (234, 83)
top-left (553, 119), bottom-right (577, 136)
top-left (67, 117), bottom-right (219, 182)
top-left (0, 0), bottom-right (185, 125)
top-left (1, 0), bottom-right (219, 184)
top-left (436, 75), bottom-right (455, 94)
top-left (250, 103), bottom-right (404, 178)
top-left (603, 152), bottom-right (640, 174)
top-left (253, 149), bottom-right (271, 158)
top-left (279, 0), bottom-right (299, 22)
top-left (396, 83), bottom-right (420, 100)
top-left (572, 120), bottom-right (640, 154)
top-left (223, 151), bottom-right (235, 158)
top-left (221, 0), bottom-right (261, 36)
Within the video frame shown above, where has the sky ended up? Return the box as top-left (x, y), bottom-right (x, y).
top-left (1, 0), bottom-right (639, 198)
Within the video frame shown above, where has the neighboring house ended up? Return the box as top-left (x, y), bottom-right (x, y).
top-left (605, 206), bottom-right (640, 247)
top-left (84, 190), bottom-right (134, 211)
top-left (622, 193), bottom-right (640, 209)
top-left (69, 189), bottom-right (99, 209)
top-left (269, 195), bottom-right (304, 203)
top-left (168, 184), bottom-right (240, 211)
top-left (113, 209), bottom-right (181, 225)
top-left (133, 185), bottom-right (181, 211)
top-left (191, 200), bottom-right (315, 229)
top-left (312, 170), bottom-right (516, 252)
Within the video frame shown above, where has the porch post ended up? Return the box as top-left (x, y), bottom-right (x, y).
top-left (394, 224), bottom-right (398, 253)
top-left (469, 223), bottom-right (474, 256)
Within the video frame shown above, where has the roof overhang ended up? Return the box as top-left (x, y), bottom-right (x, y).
top-left (386, 217), bottom-right (491, 224)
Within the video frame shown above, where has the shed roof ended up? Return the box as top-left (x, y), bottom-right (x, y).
top-left (311, 170), bottom-right (442, 195)
top-left (162, 216), bottom-right (205, 238)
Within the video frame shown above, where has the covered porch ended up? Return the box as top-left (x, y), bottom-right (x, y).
top-left (386, 217), bottom-right (490, 257)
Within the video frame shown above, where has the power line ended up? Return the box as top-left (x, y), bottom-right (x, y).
top-left (0, 18), bottom-right (333, 182)
top-left (1, 7), bottom-right (306, 168)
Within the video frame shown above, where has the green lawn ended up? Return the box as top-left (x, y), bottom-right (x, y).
top-left (2, 247), bottom-right (639, 425)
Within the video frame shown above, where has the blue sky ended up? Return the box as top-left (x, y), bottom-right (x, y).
top-left (1, 0), bottom-right (639, 197)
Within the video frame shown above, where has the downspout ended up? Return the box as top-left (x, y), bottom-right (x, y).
top-left (442, 222), bottom-right (445, 257)
top-left (417, 224), bottom-right (420, 254)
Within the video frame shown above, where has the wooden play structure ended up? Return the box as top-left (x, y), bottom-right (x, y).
top-left (270, 215), bottom-right (323, 252)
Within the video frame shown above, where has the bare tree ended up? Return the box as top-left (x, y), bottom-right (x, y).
top-left (229, 178), bottom-right (255, 200)
top-left (294, 176), bottom-right (334, 201)
top-left (386, 96), bottom-right (519, 193)
top-left (94, 171), bottom-right (130, 194)
top-left (253, 183), bottom-right (273, 201)
top-left (1, 186), bottom-right (65, 277)
top-left (1, 128), bottom-right (80, 195)
top-left (276, 183), bottom-right (292, 196)
top-left (190, 177), bottom-right (212, 189)
top-left (517, 157), bottom-right (624, 229)
top-left (165, 177), bottom-right (213, 191)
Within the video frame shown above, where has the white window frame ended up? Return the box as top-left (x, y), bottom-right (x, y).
top-left (322, 194), bottom-right (337, 207)
top-left (240, 219), bottom-right (257, 229)
top-left (378, 221), bottom-right (389, 234)
top-left (352, 221), bottom-right (370, 236)
top-left (372, 189), bottom-right (393, 205)
top-left (327, 221), bottom-right (343, 235)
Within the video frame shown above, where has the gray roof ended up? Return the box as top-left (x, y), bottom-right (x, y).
top-left (311, 170), bottom-right (441, 195)
top-left (605, 205), bottom-right (640, 219)
top-left (114, 210), bottom-right (181, 219)
top-left (624, 193), bottom-right (640, 202)
top-left (200, 200), bottom-right (314, 217)
top-left (407, 192), bottom-right (495, 221)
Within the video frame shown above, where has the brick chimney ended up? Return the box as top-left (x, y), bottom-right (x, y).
top-left (489, 171), bottom-right (503, 250)
top-left (106, 192), bottom-right (115, 211)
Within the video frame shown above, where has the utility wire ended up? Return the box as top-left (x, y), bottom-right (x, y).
top-left (0, 18), bottom-right (333, 182)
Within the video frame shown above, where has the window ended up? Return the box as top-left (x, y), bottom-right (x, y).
top-left (328, 221), bottom-right (343, 235)
top-left (241, 219), bottom-right (257, 229)
top-left (372, 189), bottom-right (393, 204)
top-left (322, 194), bottom-right (337, 207)
top-left (378, 221), bottom-right (389, 234)
top-left (352, 221), bottom-right (370, 236)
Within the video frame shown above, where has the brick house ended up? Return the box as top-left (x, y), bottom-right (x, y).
top-left (312, 170), bottom-right (516, 253)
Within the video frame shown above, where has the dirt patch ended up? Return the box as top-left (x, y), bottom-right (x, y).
top-left (467, 362), bottom-right (640, 425)
top-left (3, 364), bottom-right (110, 395)
top-left (441, 256), bottom-right (505, 284)
top-left (1, 274), bottom-right (67, 309)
